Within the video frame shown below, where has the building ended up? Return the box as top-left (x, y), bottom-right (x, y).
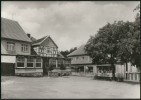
top-left (32, 35), bottom-right (58, 75)
top-left (68, 44), bottom-right (140, 82)
top-left (57, 52), bottom-right (71, 69)
top-left (67, 44), bottom-right (97, 76)
top-left (1, 18), bottom-right (43, 76)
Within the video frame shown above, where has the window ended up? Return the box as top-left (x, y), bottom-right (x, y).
top-left (82, 56), bottom-right (85, 61)
top-left (35, 58), bottom-right (42, 68)
top-left (7, 42), bottom-right (15, 51)
top-left (27, 57), bottom-right (34, 68)
top-left (17, 57), bottom-right (25, 68)
top-left (82, 57), bottom-right (85, 59)
top-left (21, 44), bottom-right (29, 52)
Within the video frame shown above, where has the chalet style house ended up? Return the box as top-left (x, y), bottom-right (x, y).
top-left (1, 18), bottom-right (43, 76)
top-left (31, 35), bottom-right (71, 75)
top-left (68, 44), bottom-right (140, 82)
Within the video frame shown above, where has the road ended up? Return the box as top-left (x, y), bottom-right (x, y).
top-left (1, 76), bottom-right (140, 99)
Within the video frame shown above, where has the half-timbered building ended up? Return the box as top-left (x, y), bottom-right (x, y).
top-left (32, 35), bottom-right (58, 75)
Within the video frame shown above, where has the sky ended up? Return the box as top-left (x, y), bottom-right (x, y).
top-left (1, 1), bottom-right (140, 51)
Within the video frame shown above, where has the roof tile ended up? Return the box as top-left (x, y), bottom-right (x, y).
top-left (1, 18), bottom-right (31, 42)
top-left (67, 44), bottom-right (87, 57)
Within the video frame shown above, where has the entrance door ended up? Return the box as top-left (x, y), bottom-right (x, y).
top-left (43, 57), bottom-right (49, 75)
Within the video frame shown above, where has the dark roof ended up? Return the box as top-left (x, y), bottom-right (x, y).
top-left (31, 47), bottom-right (38, 55)
top-left (1, 17), bottom-right (31, 42)
top-left (30, 36), bottom-right (37, 42)
top-left (32, 36), bottom-right (49, 46)
top-left (32, 35), bottom-right (58, 48)
top-left (67, 44), bottom-right (87, 57)
top-left (58, 52), bottom-right (65, 58)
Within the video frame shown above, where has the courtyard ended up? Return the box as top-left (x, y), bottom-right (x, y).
top-left (1, 76), bottom-right (140, 99)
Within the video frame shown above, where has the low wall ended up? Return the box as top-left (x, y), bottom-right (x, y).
top-left (15, 68), bottom-right (43, 77)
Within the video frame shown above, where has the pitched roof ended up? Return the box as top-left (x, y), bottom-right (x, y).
top-left (32, 36), bottom-right (49, 46)
top-left (30, 36), bottom-right (37, 42)
top-left (67, 44), bottom-right (88, 57)
top-left (1, 17), bottom-right (31, 42)
top-left (58, 52), bottom-right (65, 58)
top-left (32, 35), bottom-right (58, 48)
top-left (31, 47), bottom-right (38, 55)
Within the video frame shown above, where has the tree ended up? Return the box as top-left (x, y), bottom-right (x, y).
top-left (60, 63), bottom-right (66, 70)
top-left (49, 62), bottom-right (55, 71)
top-left (60, 50), bottom-right (70, 58)
top-left (130, 4), bottom-right (140, 70)
top-left (85, 21), bottom-right (130, 80)
top-left (85, 21), bottom-right (135, 79)
top-left (70, 47), bottom-right (77, 53)
top-left (85, 4), bottom-right (140, 80)
top-left (61, 47), bottom-right (77, 58)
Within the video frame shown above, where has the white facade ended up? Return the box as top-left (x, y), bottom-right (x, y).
top-left (1, 55), bottom-right (16, 63)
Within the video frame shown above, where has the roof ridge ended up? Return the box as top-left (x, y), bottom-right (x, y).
top-left (1, 17), bottom-right (32, 42)
top-left (2, 17), bottom-right (17, 22)
top-left (32, 35), bottom-right (49, 45)
top-left (67, 44), bottom-right (87, 57)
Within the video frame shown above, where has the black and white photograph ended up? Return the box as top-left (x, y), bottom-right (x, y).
top-left (1, 1), bottom-right (140, 99)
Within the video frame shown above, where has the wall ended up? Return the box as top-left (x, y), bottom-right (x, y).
top-left (1, 39), bottom-right (31, 55)
top-left (1, 55), bottom-right (16, 63)
top-left (15, 68), bottom-right (43, 76)
top-left (33, 37), bottom-right (58, 57)
top-left (15, 68), bottom-right (43, 74)
top-left (70, 55), bottom-right (92, 64)
top-left (41, 37), bottom-right (57, 48)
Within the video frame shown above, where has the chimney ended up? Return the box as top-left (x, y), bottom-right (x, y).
top-left (27, 33), bottom-right (31, 38)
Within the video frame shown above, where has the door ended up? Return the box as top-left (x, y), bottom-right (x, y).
top-left (43, 57), bottom-right (49, 75)
top-left (1, 63), bottom-right (15, 76)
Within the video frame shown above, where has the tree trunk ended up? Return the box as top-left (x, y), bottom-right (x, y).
top-left (125, 62), bottom-right (128, 72)
top-left (111, 54), bottom-right (115, 80)
top-left (111, 62), bottom-right (115, 80)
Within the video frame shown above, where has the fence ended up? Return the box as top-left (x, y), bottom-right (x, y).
top-left (125, 72), bottom-right (140, 82)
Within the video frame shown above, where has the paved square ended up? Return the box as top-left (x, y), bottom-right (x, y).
top-left (1, 76), bottom-right (140, 99)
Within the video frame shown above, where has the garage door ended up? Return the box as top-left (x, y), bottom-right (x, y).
top-left (1, 55), bottom-right (16, 76)
top-left (1, 63), bottom-right (15, 76)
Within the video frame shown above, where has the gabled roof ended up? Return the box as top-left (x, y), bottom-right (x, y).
top-left (30, 36), bottom-right (37, 42)
top-left (32, 36), bottom-right (48, 45)
top-left (58, 52), bottom-right (65, 58)
top-left (1, 17), bottom-right (31, 42)
top-left (32, 35), bottom-right (58, 48)
top-left (67, 44), bottom-right (87, 57)
top-left (31, 47), bottom-right (38, 55)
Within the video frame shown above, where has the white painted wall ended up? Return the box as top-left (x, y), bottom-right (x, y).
top-left (1, 55), bottom-right (16, 63)
top-left (15, 69), bottom-right (43, 73)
